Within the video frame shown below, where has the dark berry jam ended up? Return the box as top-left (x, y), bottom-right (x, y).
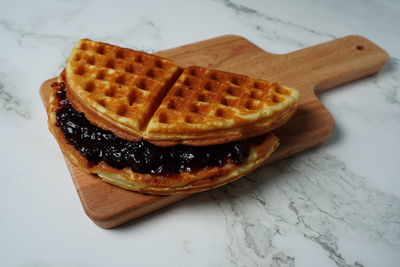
top-left (52, 82), bottom-right (250, 174)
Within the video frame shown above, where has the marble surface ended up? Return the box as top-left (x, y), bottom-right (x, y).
top-left (1, 0), bottom-right (399, 266)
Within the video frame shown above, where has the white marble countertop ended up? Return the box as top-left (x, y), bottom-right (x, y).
top-left (1, 0), bottom-right (399, 266)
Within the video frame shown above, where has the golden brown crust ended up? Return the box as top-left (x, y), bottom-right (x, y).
top-left (145, 66), bottom-right (299, 146)
top-left (66, 39), bottom-right (182, 142)
top-left (47, 83), bottom-right (279, 195)
top-left (65, 40), bottom-right (299, 146)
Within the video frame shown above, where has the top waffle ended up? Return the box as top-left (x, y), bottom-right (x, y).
top-left (65, 39), bottom-right (299, 146)
top-left (66, 39), bottom-right (181, 139)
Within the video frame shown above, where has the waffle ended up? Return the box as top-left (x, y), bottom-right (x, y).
top-left (146, 66), bottom-right (299, 146)
top-left (65, 39), bottom-right (299, 146)
top-left (66, 39), bottom-right (182, 141)
top-left (47, 81), bottom-right (279, 195)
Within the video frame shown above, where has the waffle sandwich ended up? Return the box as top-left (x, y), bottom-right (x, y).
top-left (46, 39), bottom-right (299, 195)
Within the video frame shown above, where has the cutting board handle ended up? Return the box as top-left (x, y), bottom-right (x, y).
top-left (281, 35), bottom-right (389, 93)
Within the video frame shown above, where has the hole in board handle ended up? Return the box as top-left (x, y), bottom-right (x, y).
top-left (356, 45), bottom-right (365, 51)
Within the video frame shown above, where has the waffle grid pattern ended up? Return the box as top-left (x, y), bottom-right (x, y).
top-left (147, 66), bottom-right (296, 133)
top-left (66, 39), bottom-right (299, 141)
top-left (67, 39), bottom-right (180, 129)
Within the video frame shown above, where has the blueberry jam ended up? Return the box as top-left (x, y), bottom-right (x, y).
top-left (53, 82), bottom-right (250, 174)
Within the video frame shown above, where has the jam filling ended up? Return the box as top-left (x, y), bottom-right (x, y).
top-left (53, 82), bottom-right (250, 174)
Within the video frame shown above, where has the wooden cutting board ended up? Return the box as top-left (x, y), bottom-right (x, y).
top-left (40, 35), bottom-right (388, 228)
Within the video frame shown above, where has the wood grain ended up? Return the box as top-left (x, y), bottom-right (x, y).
top-left (40, 35), bottom-right (388, 228)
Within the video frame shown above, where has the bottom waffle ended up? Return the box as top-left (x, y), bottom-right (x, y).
top-left (47, 82), bottom-right (279, 195)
